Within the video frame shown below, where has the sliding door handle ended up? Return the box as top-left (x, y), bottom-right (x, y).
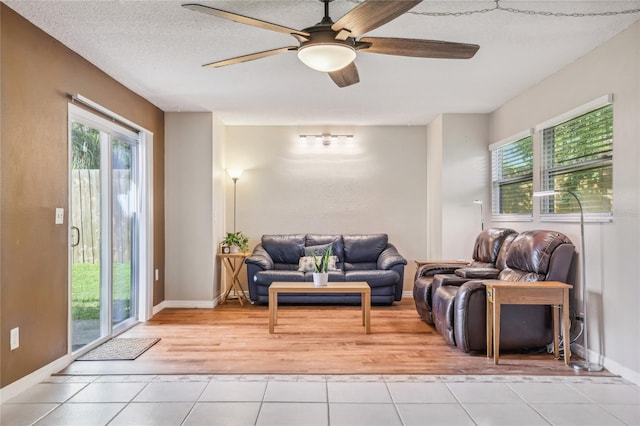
top-left (71, 226), bottom-right (80, 247)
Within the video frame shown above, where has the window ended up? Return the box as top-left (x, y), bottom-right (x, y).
top-left (540, 102), bottom-right (613, 219)
top-left (490, 132), bottom-right (533, 219)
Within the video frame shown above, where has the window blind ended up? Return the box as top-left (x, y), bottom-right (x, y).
top-left (491, 135), bottom-right (533, 216)
top-left (541, 104), bottom-right (613, 215)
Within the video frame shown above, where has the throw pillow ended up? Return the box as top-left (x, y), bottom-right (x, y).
top-left (304, 243), bottom-right (333, 257)
top-left (297, 256), bottom-right (340, 272)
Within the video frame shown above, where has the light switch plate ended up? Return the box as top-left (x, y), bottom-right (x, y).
top-left (10, 327), bottom-right (19, 350)
top-left (55, 208), bottom-right (64, 225)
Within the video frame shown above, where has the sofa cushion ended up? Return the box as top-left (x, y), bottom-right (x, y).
top-left (472, 228), bottom-right (517, 264)
top-left (345, 270), bottom-right (399, 288)
top-left (253, 270), bottom-right (305, 286)
top-left (305, 234), bottom-right (345, 262)
top-left (343, 234), bottom-right (388, 263)
top-left (503, 230), bottom-right (572, 276)
top-left (262, 234), bottom-right (305, 265)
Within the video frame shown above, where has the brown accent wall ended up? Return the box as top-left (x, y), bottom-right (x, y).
top-left (0, 5), bottom-right (165, 387)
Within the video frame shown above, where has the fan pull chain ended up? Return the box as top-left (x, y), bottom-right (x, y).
top-left (345, 0), bottom-right (640, 18)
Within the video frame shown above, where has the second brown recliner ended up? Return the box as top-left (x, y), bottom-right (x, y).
top-left (432, 230), bottom-right (575, 353)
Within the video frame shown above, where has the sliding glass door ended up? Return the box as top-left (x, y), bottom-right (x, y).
top-left (70, 111), bottom-right (140, 353)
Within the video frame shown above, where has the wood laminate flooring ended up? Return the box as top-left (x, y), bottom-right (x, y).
top-left (60, 298), bottom-right (611, 377)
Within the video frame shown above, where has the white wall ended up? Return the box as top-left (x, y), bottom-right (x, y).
top-left (426, 116), bottom-right (443, 259)
top-left (224, 126), bottom-right (428, 290)
top-left (489, 22), bottom-right (640, 382)
top-left (441, 114), bottom-right (490, 259)
top-left (165, 112), bottom-right (215, 301)
top-left (426, 114), bottom-right (490, 260)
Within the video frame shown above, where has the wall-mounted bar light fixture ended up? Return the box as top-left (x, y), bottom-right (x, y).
top-left (298, 133), bottom-right (355, 145)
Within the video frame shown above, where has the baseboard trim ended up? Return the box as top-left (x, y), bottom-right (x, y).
top-left (571, 343), bottom-right (640, 386)
top-left (0, 354), bottom-right (72, 403)
top-left (158, 300), bottom-right (214, 309)
top-left (402, 291), bottom-right (413, 299)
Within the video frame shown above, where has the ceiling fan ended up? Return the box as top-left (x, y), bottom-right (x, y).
top-left (183, 0), bottom-right (479, 88)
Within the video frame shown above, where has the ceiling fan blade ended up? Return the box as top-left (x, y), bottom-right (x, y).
top-left (359, 37), bottom-right (479, 59)
top-left (203, 47), bottom-right (297, 68)
top-left (328, 62), bottom-right (360, 88)
top-left (183, 4), bottom-right (309, 40)
top-left (332, 0), bottom-right (422, 40)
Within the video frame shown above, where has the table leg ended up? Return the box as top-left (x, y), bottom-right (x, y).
top-left (562, 289), bottom-right (571, 365)
top-left (493, 298), bottom-right (501, 365)
top-left (230, 263), bottom-right (248, 304)
top-left (486, 290), bottom-right (493, 358)
top-left (553, 304), bottom-right (560, 359)
top-left (363, 289), bottom-right (371, 334)
top-left (269, 289), bottom-right (276, 334)
top-left (220, 259), bottom-right (235, 304)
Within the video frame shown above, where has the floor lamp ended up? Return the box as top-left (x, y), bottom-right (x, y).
top-left (533, 189), bottom-right (603, 372)
top-left (226, 169), bottom-right (243, 233)
top-left (473, 200), bottom-right (484, 230)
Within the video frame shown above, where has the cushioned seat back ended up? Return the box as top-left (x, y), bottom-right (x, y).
top-left (495, 232), bottom-right (517, 271)
top-left (305, 234), bottom-right (345, 267)
top-left (470, 228), bottom-right (517, 268)
top-left (343, 234), bottom-right (388, 271)
top-left (262, 234), bottom-right (305, 270)
top-left (498, 230), bottom-right (572, 282)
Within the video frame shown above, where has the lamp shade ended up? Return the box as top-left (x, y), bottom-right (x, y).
top-left (297, 43), bottom-right (356, 72)
top-left (227, 168), bottom-right (244, 180)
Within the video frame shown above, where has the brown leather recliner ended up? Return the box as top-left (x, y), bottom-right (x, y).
top-left (431, 230), bottom-right (575, 353)
top-left (413, 228), bottom-right (516, 325)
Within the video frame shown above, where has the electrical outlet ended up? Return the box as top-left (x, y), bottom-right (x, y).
top-left (10, 327), bottom-right (19, 350)
top-left (55, 208), bottom-right (64, 225)
top-left (155, 269), bottom-right (159, 281)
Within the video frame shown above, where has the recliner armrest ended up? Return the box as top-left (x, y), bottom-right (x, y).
top-left (245, 245), bottom-right (274, 270)
top-left (377, 244), bottom-right (407, 270)
top-left (415, 262), bottom-right (470, 280)
top-left (454, 267), bottom-right (500, 279)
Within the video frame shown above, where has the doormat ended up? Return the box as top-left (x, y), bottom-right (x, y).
top-left (77, 338), bottom-right (160, 361)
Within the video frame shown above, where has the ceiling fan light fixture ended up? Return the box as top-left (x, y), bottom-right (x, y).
top-left (297, 43), bottom-right (356, 73)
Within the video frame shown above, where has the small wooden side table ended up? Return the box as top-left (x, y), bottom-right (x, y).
top-left (217, 252), bottom-right (250, 305)
top-left (485, 281), bottom-right (573, 365)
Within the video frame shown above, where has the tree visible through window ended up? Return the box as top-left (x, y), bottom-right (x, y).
top-left (541, 104), bottom-right (613, 215)
top-left (491, 135), bottom-right (533, 216)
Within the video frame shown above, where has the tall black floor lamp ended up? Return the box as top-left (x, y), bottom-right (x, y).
top-left (533, 189), bottom-right (603, 372)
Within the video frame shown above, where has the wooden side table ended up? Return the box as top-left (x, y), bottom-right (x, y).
top-left (217, 252), bottom-right (250, 305)
top-left (485, 281), bottom-right (573, 365)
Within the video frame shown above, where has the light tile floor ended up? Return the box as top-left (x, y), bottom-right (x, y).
top-left (1, 374), bottom-right (639, 426)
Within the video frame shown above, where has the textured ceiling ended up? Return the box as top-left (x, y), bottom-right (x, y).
top-left (5, 0), bottom-right (640, 125)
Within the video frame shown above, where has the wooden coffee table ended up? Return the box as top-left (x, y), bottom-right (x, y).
top-left (268, 281), bottom-right (371, 334)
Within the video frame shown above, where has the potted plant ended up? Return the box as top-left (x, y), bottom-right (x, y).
top-left (312, 245), bottom-right (332, 286)
top-left (222, 231), bottom-right (249, 253)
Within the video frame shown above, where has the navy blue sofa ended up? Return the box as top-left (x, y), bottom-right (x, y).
top-left (245, 234), bottom-right (407, 305)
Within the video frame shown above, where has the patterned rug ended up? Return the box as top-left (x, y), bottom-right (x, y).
top-left (77, 338), bottom-right (160, 361)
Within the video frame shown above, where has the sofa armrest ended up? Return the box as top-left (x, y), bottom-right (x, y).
top-left (415, 261), bottom-right (470, 280)
top-left (377, 244), bottom-right (407, 270)
top-left (245, 245), bottom-right (274, 270)
top-left (454, 267), bottom-right (500, 279)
